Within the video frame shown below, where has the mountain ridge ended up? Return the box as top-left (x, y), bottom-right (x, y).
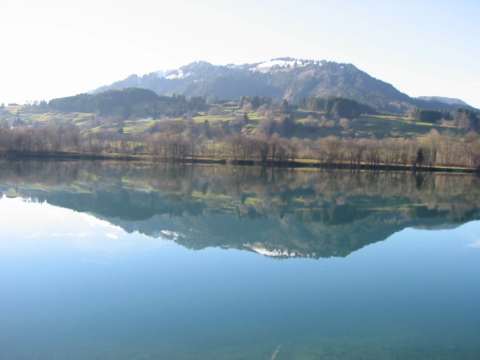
top-left (94, 58), bottom-right (475, 114)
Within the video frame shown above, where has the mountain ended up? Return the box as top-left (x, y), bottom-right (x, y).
top-left (417, 96), bottom-right (472, 107)
top-left (94, 58), bottom-right (473, 114)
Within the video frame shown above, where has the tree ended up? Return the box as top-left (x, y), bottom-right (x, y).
top-left (454, 109), bottom-right (479, 131)
top-left (412, 109), bottom-right (445, 123)
top-left (304, 97), bottom-right (374, 119)
top-left (415, 148), bottom-right (425, 167)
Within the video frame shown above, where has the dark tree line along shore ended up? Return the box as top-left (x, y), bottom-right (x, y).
top-left (1, 125), bottom-right (480, 170)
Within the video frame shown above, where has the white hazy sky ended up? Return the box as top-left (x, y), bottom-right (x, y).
top-left (1, 0), bottom-right (479, 107)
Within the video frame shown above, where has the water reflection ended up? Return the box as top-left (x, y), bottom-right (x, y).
top-left (1, 160), bottom-right (480, 359)
top-left (1, 160), bottom-right (479, 258)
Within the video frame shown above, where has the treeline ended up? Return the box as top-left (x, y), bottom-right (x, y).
top-left (45, 88), bottom-right (207, 119)
top-left (411, 108), bottom-right (479, 130)
top-left (239, 96), bottom-right (273, 110)
top-left (3, 160), bottom-right (479, 206)
top-left (193, 131), bottom-right (480, 169)
top-left (1, 124), bottom-right (480, 170)
top-left (26, 89), bottom-right (480, 133)
top-left (0, 125), bottom-right (81, 153)
top-left (299, 97), bottom-right (376, 119)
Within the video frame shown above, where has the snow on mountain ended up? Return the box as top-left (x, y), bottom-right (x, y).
top-left (154, 58), bottom-right (326, 79)
top-left (245, 243), bottom-right (300, 258)
top-left (252, 58), bottom-right (325, 73)
top-left (94, 57), bottom-right (436, 113)
top-left (165, 69), bottom-right (186, 80)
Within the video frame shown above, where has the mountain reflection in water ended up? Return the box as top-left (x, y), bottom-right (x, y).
top-left (0, 160), bottom-right (479, 259)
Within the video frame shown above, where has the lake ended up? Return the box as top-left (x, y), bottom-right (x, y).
top-left (0, 160), bottom-right (479, 359)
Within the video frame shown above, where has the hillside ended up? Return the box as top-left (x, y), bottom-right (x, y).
top-left (417, 96), bottom-right (471, 107)
top-left (2, 79), bottom-right (479, 171)
top-left (48, 88), bottom-right (207, 119)
top-left (95, 58), bottom-right (474, 114)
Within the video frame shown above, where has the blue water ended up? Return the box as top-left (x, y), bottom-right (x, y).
top-left (0, 161), bottom-right (479, 359)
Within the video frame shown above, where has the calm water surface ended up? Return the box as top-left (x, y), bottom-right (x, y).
top-left (0, 160), bottom-right (479, 359)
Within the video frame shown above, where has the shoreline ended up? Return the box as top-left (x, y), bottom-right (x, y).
top-left (1, 151), bottom-right (477, 174)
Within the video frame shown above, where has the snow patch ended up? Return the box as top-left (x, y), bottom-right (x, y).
top-left (246, 243), bottom-right (297, 258)
top-left (159, 68), bottom-right (193, 80)
top-left (257, 59), bottom-right (298, 70)
top-left (165, 69), bottom-right (185, 80)
top-left (159, 230), bottom-right (181, 240)
top-left (253, 58), bottom-right (324, 73)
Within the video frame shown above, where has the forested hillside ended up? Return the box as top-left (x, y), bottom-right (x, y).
top-left (95, 58), bottom-right (478, 114)
top-left (48, 88), bottom-right (207, 119)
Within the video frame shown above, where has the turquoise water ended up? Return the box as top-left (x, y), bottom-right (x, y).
top-left (0, 161), bottom-right (479, 359)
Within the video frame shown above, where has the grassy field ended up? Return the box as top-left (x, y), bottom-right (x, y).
top-left (0, 103), bottom-right (468, 139)
top-left (192, 114), bottom-right (237, 123)
top-left (351, 115), bottom-right (463, 138)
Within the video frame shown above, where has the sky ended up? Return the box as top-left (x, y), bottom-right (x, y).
top-left (1, 0), bottom-right (479, 107)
